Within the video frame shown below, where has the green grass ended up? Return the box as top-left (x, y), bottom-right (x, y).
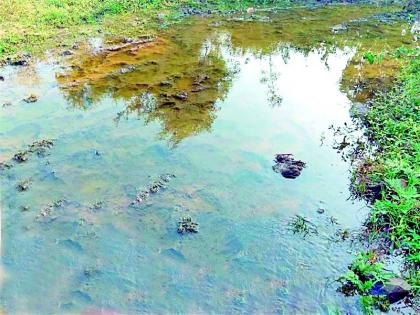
top-left (0, 0), bottom-right (291, 62)
top-left (339, 252), bottom-right (394, 312)
top-left (344, 48), bottom-right (419, 312)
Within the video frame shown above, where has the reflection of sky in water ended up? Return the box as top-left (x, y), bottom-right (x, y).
top-left (0, 28), bottom-right (369, 314)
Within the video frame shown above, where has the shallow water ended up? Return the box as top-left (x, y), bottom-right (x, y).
top-left (0, 5), bottom-right (414, 314)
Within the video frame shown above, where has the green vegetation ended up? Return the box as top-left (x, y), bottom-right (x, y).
top-left (0, 0), bottom-right (291, 62)
top-left (344, 47), bottom-right (419, 312)
top-left (339, 252), bottom-right (394, 312)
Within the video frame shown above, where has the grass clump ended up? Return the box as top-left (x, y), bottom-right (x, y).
top-left (345, 48), bottom-right (419, 312)
top-left (338, 252), bottom-right (394, 313)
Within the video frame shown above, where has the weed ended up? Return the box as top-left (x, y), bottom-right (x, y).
top-left (288, 215), bottom-right (318, 236)
top-left (343, 47), bottom-right (419, 312)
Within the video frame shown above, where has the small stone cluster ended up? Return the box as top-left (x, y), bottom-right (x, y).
top-left (134, 174), bottom-right (176, 204)
top-left (13, 139), bottom-right (54, 163)
top-left (177, 216), bottom-right (199, 234)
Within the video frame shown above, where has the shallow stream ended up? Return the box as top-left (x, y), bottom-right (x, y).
top-left (0, 5), bottom-right (414, 314)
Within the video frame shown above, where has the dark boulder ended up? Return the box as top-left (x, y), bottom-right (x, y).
top-left (273, 154), bottom-right (306, 179)
top-left (371, 278), bottom-right (411, 304)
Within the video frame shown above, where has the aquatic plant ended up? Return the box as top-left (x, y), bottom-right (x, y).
top-left (288, 215), bottom-right (317, 236)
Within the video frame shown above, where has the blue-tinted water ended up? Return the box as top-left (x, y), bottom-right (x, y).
top-left (1, 10), bottom-right (399, 314)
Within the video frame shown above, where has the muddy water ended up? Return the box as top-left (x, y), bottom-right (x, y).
top-left (0, 5), bottom-right (414, 314)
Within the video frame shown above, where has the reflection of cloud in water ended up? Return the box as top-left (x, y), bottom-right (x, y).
top-left (56, 7), bottom-right (412, 145)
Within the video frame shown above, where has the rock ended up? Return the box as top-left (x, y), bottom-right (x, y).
top-left (174, 91), bottom-right (188, 101)
top-left (0, 75), bottom-right (4, 81)
top-left (0, 162), bottom-right (12, 170)
top-left (159, 80), bottom-right (171, 86)
top-left (191, 86), bottom-right (207, 93)
top-left (13, 152), bottom-right (29, 163)
top-left (317, 207), bottom-right (325, 214)
top-left (272, 154), bottom-right (306, 179)
top-left (247, 7), bottom-right (255, 15)
top-left (20, 206), bottom-right (30, 212)
top-left (11, 139), bottom-right (54, 164)
top-left (23, 94), bottom-right (38, 103)
top-left (133, 174), bottom-right (175, 204)
top-left (62, 50), bottom-right (73, 56)
top-left (10, 59), bottom-right (28, 66)
top-left (178, 216), bottom-right (199, 234)
top-left (331, 24), bottom-right (347, 33)
top-left (384, 278), bottom-right (411, 303)
top-left (371, 278), bottom-right (411, 304)
top-left (17, 180), bottom-right (30, 191)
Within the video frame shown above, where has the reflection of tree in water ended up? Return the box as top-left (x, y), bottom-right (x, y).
top-left (56, 7), bottom-right (411, 143)
top-left (259, 55), bottom-right (283, 107)
top-left (57, 23), bottom-right (233, 145)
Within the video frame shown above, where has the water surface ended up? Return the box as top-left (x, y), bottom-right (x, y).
top-left (0, 5), bottom-right (413, 314)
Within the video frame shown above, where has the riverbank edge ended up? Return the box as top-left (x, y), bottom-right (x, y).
top-left (0, 0), bottom-right (408, 64)
top-left (339, 48), bottom-right (419, 313)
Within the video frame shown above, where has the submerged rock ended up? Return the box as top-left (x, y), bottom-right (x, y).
top-left (177, 216), bottom-right (199, 234)
top-left (13, 151), bottom-right (29, 163)
top-left (0, 162), bottom-right (12, 170)
top-left (17, 180), bottom-right (30, 192)
top-left (23, 94), bottom-right (38, 103)
top-left (12, 139), bottom-right (54, 164)
top-left (272, 154), bottom-right (306, 179)
top-left (133, 174), bottom-right (176, 204)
